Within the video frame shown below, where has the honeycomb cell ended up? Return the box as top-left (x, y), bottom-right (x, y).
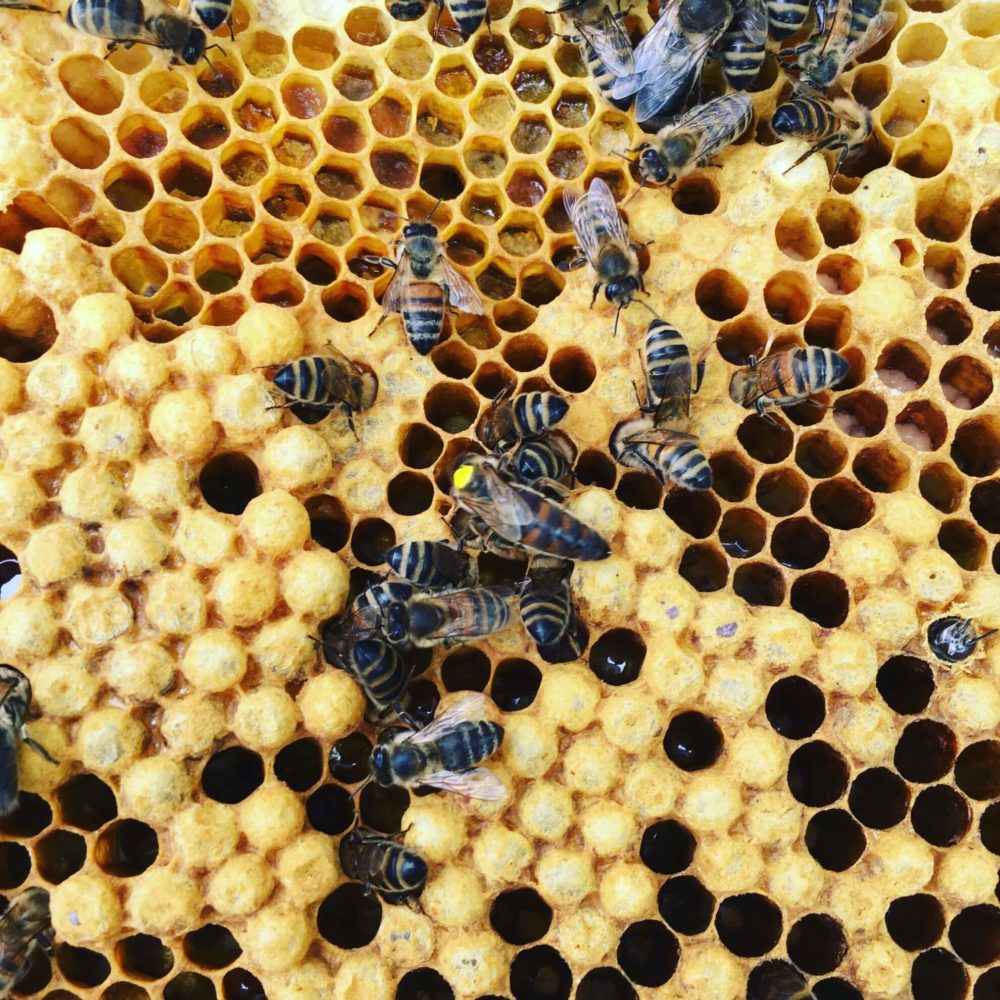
top-left (756, 467), bottom-right (808, 516)
top-left (853, 444), bottom-right (910, 493)
top-left (664, 490), bottom-right (722, 539)
top-left (715, 894), bottom-right (782, 958)
top-left (0, 841), bottom-right (28, 889)
top-left (719, 508), bottom-right (766, 558)
top-left (765, 677), bottom-right (825, 739)
top-left (181, 107), bottom-right (230, 151)
top-left (292, 25), bottom-right (338, 69)
top-left (617, 472), bottom-right (661, 511)
top-left (492, 658), bottom-right (542, 712)
top-left (679, 543), bottom-right (729, 593)
top-left (898, 22), bottom-right (948, 64)
top-left (59, 54), bottom-right (124, 114)
top-left (953, 416), bottom-right (1000, 476)
top-left (955, 741), bottom-right (1000, 800)
top-left (817, 254), bottom-right (863, 294)
top-left (924, 245), bottom-right (965, 289)
top-left (764, 271), bottom-right (811, 324)
top-left (880, 81), bottom-right (929, 136)
top-left (695, 269), bottom-right (748, 320)
top-left (490, 888), bottom-right (552, 944)
top-left (351, 517), bottom-right (396, 566)
top-left (664, 712), bottom-right (723, 771)
top-left (334, 58), bottom-right (380, 101)
top-left (589, 629), bottom-right (645, 686)
top-left (57, 943), bottom-right (111, 988)
top-left (617, 921), bottom-right (680, 987)
top-left (911, 949), bottom-right (968, 1000)
top-left (53, 117), bottom-right (111, 169)
top-left (927, 297), bottom-right (973, 345)
top-left (790, 572), bottom-right (849, 627)
top-left (787, 914), bottom-right (847, 975)
top-left (896, 123), bottom-right (953, 178)
top-left (738, 414), bottom-right (793, 465)
top-left (36, 829), bottom-right (86, 884)
top-left (788, 741), bottom-right (849, 807)
top-left (306, 785), bottom-right (355, 836)
top-left (875, 340), bottom-right (928, 392)
top-left (775, 209), bottom-right (822, 260)
top-left (222, 969), bottom-right (265, 1000)
top-left (805, 809), bottom-right (866, 871)
top-left (916, 175), bottom-right (971, 242)
top-left (887, 894), bottom-right (946, 951)
top-left (117, 934), bottom-right (174, 981)
top-left (912, 784), bottom-right (970, 846)
top-left (550, 346), bottom-right (596, 393)
top-left (972, 199), bottom-right (1000, 256)
top-left (848, 767), bottom-right (910, 830)
top-left (201, 747), bottom-right (264, 804)
top-left (969, 264), bottom-right (1000, 311)
top-left (386, 33), bottom-right (432, 79)
top-left (672, 176), bottom-right (720, 216)
top-left (795, 431), bottom-right (847, 479)
top-left (95, 820), bottom-right (158, 877)
top-left (104, 166), bottom-right (154, 214)
top-left (894, 720), bottom-right (957, 783)
top-left (56, 774), bottom-right (117, 831)
top-left (804, 304), bottom-right (851, 350)
top-left (938, 518), bottom-right (987, 570)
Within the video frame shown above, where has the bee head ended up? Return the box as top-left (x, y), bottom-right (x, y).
top-left (369, 743), bottom-right (393, 784)
top-left (605, 276), bottom-right (640, 306)
top-left (638, 148), bottom-right (671, 185)
top-left (403, 221), bottom-right (436, 239)
top-left (181, 27), bottom-right (207, 65)
top-left (399, 851), bottom-right (429, 887)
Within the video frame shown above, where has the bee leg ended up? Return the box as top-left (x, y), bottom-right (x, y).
top-left (364, 255), bottom-right (397, 270)
top-left (590, 283), bottom-right (602, 308)
top-left (21, 732), bottom-right (57, 765)
top-left (368, 313), bottom-right (389, 338)
top-left (343, 404), bottom-right (359, 441)
top-left (225, 15), bottom-right (235, 41)
top-left (556, 255), bottom-right (586, 273)
top-left (103, 41), bottom-right (119, 59)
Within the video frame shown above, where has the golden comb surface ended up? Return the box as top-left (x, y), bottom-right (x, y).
top-left (0, 0), bottom-right (998, 998)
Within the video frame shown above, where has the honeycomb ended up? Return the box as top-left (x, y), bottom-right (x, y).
top-left (0, 0), bottom-right (998, 996)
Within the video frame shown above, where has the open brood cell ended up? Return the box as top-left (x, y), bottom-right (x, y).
top-left (0, 0), bottom-right (998, 997)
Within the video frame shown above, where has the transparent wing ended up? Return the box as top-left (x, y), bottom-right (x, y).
top-left (440, 258), bottom-right (485, 314)
top-left (683, 93), bottom-right (754, 163)
top-left (419, 767), bottom-right (507, 800)
top-left (562, 185), bottom-right (601, 267)
top-left (576, 6), bottom-right (635, 75)
top-left (408, 692), bottom-right (491, 744)
top-left (819, 0), bottom-right (852, 53)
top-left (380, 251), bottom-right (412, 315)
top-left (729, 0), bottom-right (768, 45)
top-left (608, 0), bottom-right (682, 98)
top-left (584, 176), bottom-right (632, 247)
top-left (632, 30), bottom-right (718, 122)
top-left (652, 357), bottom-right (694, 426)
top-left (620, 423), bottom-right (697, 446)
top-left (741, 355), bottom-right (788, 409)
top-left (844, 10), bottom-right (896, 63)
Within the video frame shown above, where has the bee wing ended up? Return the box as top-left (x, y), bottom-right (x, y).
top-left (380, 251), bottom-right (413, 316)
top-left (632, 29), bottom-right (719, 122)
top-left (685, 93), bottom-right (754, 162)
top-left (652, 357), bottom-right (694, 426)
top-left (562, 185), bottom-right (602, 268)
top-left (408, 692), bottom-right (491, 744)
top-left (419, 767), bottom-right (507, 800)
top-left (728, 0), bottom-right (768, 44)
top-left (439, 258), bottom-right (485, 314)
top-left (585, 176), bottom-right (632, 247)
top-left (844, 10), bottom-right (897, 63)
top-left (607, 0), bottom-right (681, 100)
top-left (620, 423), bottom-right (696, 446)
top-left (740, 357), bottom-right (788, 410)
top-left (575, 7), bottom-right (635, 75)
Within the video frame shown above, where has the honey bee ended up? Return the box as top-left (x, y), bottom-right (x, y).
top-left (632, 92), bottom-right (753, 189)
top-left (451, 454), bottom-right (611, 562)
top-left (610, 0), bottom-right (734, 122)
top-left (729, 345), bottom-right (850, 417)
top-left (266, 347), bottom-right (377, 435)
top-left (384, 587), bottom-right (513, 649)
top-left (560, 178), bottom-right (650, 336)
top-left (501, 432), bottom-right (576, 492)
top-left (518, 556), bottom-right (578, 653)
top-left (448, 507), bottom-right (529, 562)
top-left (783, 0), bottom-right (895, 91)
top-left (338, 827), bottom-right (428, 904)
top-left (477, 388), bottom-right (569, 451)
top-left (771, 95), bottom-right (871, 182)
top-left (1, 666), bottom-right (56, 817)
top-left (385, 541), bottom-right (476, 591)
top-left (369, 209), bottom-right (484, 356)
top-left (719, 0), bottom-right (768, 90)
top-left (0, 887), bottom-right (52, 997)
top-left (928, 616), bottom-right (997, 665)
top-left (369, 693), bottom-right (505, 800)
top-left (390, 0), bottom-right (488, 34)
top-left (321, 629), bottom-right (415, 723)
top-left (611, 319), bottom-right (712, 490)
top-left (766, 0), bottom-right (822, 41)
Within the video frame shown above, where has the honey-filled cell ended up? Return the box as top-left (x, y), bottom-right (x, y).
top-left (0, 0), bottom-right (995, 996)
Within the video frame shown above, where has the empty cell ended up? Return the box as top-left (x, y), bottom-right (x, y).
top-left (151, 282), bottom-right (203, 332)
top-left (803, 304), bottom-right (851, 350)
top-left (617, 921), bottom-right (680, 987)
top-left (888, 895), bottom-right (946, 952)
top-left (719, 508), bottom-right (766, 558)
top-left (920, 461), bottom-right (965, 514)
top-left (790, 572), bottom-right (849, 627)
top-left (811, 478), bottom-right (874, 529)
top-left (490, 888), bottom-right (553, 944)
top-left (292, 25), bottom-right (338, 69)
top-left (550, 346), bottom-right (596, 392)
top-left (895, 400), bottom-right (947, 452)
top-left (616, 470), bottom-right (661, 510)
top-left (972, 199), bottom-right (1000, 256)
top-left (358, 781), bottom-right (409, 833)
top-left (717, 318), bottom-right (767, 365)
top-left (716, 894), bottom-right (783, 958)
top-left (659, 876), bottom-right (716, 936)
top-left (853, 443), bottom-right (910, 493)
top-left (641, 819), bottom-right (696, 875)
top-left (852, 64), bottom-right (891, 110)
top-left (898, 22), bottom-right (947, 64)
top-left (969, 264), bottom-right (1000, 311)
top-left (764, 271), bottom-right (811, 323)
top-left (386, 471), bottom-right (433, 516)
top-left (896, 123), bottom-right (953, 178)
top-left (52, 117), bottom-right (110, 169)
top-left (880, 81), bottom-right (929, 136)
top-left (422, 382), bottom-right (479, 434)
top-left (111, 246), bottom-right (168, 299)
top-left (895, 719), bottom-right (957, 783)
top-left (420, 161), bottom-right (464, 202)
top-left (756, 467), bottom-right (807, 516)
top-left (672, 176), bottom-right (720, 216)
top-left (251, 269), bottom-right (305, 307)
top-left (696, 270), bottom-right (748, 320)
top-left (916, 175), bottom-right (972, 242)
top-left (955, 740), bottom-right (1000, 800)
top-left (294, 246), bottom-right (338, 287)
top-left (816, 254), bottom-right (863, 294)
top-left (678, 542), bottom-right (729, 592)
top-left (805, 809), bottom-right (866, 871)
top-left (788, 741), bottom-right (849, 807)
top-left (911, 949), bottom-right (969, 1000)
top-left (795, 431), bottom-right (847, 479)
top-left (117, 935), bottom-right (174, 981)
top-left (711, 453), bottom-right (755, 503)
top-left (322, 282), bottom-right (369, 322)
top-left (877, 655), bottom-right (935, 715)
top-left (775, 209), bottom-right (822, 260)
top-left (912, 785), bottom-right (971, 847)
top-left (787, 914), bottom-right (848, 975)
top-left (817, 199), bottom-right (862, 248)
top-left (848, 768), bottom-right (910, 830)
top-left (664, 711), bottom-right (723, 770)
top-left (520, 266), bottom-right (564, 308)
top-left (924, 244), bottom-right (965, 289)
top-left (953, 416), bottom-right (1000, 476)
top-left (770, 517), bottom-right (830, 569)
top-left (894, 238), bottom-right (919, 266)
top-left (738, 414), bottom-right (793, 464)
top-left (876, 340), bottom-right (929, 391)
top-left (387, 33), bottom-right (432, 79)
top-left (663, 491), bottom-right (721, 538)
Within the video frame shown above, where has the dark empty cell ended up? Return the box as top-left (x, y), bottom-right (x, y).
top-left (400, 423), bottom-right (444, 469)
top-left (787, 741), bottom-right (849, 807)
top-left (273, 738), bottom-right (322, 793)
top-left (737, 414), bottom-right (793, 465)
top-left (663, 711), bottom-right (723, 772)
top-left (576, 967), bottom-right (637, 1000)
top-left (520, 268), bottom-right (563, 307)
top-left (184, 925), bottom-right (241, 970)
top-left (306, 784), bottom-right (355, 835)
top-left (795, 431), bottom-right (847, 479)
top-left (955, 741), bottom-right (1000, 800)
top-left (304, 495), bottom-right (350, 552)
top-left (894, 719), bottom-right (958, 783)
top-left (328, 732), bottom-right (372, 785)
top-left (695, 269), bottom-right (748, 320)
top-left (911, 949), bottom-right (969, 1000)
top-left (817, 199), bottom-right (861, 248)
top-left (887, 894), bottom-right (946, 952)
top-left (715, 894), bottom-right (782, 958)
top-left (491, 658), bottom-right (542, 712)
top-left (672, 176), bottom-right (719, 215)
top-left (911, 785), bottom-right (970, 847)
top-left (198, 453), bottom-right (261, 516)
top-left (953, 417), bottom-right (1000, 477)
top-left (56, 774), bottom-right (117, 831)
top-left (35, 829), bottom-right (86, 884)
top-left (765, 676), bottom-right (825, 739)
top-left (0, 792), bottom-right (50, 838)
top-left (420, 162), bottom-right (464, 202)
top-left (317, 883), bottom-right (381, 949)
top-left (589, 629), bottom-right (645, 686)
top-left (969, 264), bottom-right (1000, 311)
top-left (921, 463), bottom-right (965, 514)
top-left (764, 271), bottom-right (811, 323)
top-left (732, 561), bottom-right (785, 608)
top-left (117, 934), bottom-right (175, 980)
top-left (201, 747), bottom-right (264, 804)
top-left (616, 921), bottom-right (680, 987)
top-left (939, 520), bottom-right (987, 570)
top-left (616, 471), bottom-right (662, 510)
top-left (359, 782), bottom-right (410, 834)
top-left (679, 542), bottom-right (729, 592)
top-left (848, 767), bottom-right (910, 829)
top-left (509, 944), bottom-right (571, 1000)
top-left (770, 517), bottom-right (829, 570)
top-left (790, 572), bottom-right (849, 628)
top-left (972, 481), bottom-right (1000, 533)
top-left (103, 984), bottom-right (151, 1000)
top-left (976, 969), bottom-right (1000, 1000)
top-left (787, 913), bottom-right (847, 975)
top-left (983, 802), bottom-right (1000, 855)
top-left (350, 518), bottom-right (395, 566)
top-left (387, 471), bottom-right (433, 516)
top-left (718, 508), bottom-right (765, 558)
top-left (576, 450), bottom-right (616, 489)
top-left (164, 972), bottom-right (215, 1000)
top-left (424, 383), bottom-right (480, 433)
top-left (711, 453), bottom-right (754, 503)
top-left (805, 809), bottom-right (866, 872)
top-left (756, 468), bottom-right (807, 517)
top-left (656, 876), bottom-right (715, 937)
top-left (748, 961), bottom-right (810, 1000)
top-left (442, 648), bottom-right (491, 692)
top-left (717, 319), bottom-right (766, 365)
top-left (663, 490), bottom-right (721, 538)
top-left (396, 968), bottom-right (454, 1000)
top-left (57, 944), bottom-right (110, 988)
top-left (550, 347), bottom-right (596, 393)
top-left (490, 888), bottom-right (553, 945)
top-left (640, 819), bottom-right (696, 875)
top-left (810, 478), bottom-right (874, 532)
top-left (813, 978), bottom-right (863, 1000)
top-left (834, 390), bottom-right (887, 438)
top-left (222, 968), bottom-right (266, 1000)
top-left (971, 200), bottom-right (1000, 256)
top-left (0, 842), bottom-right (29, 889)
top-left (96, 819), bottom-right (158, 877)
top-left (433, 341), bottom-right (478, 380)
top-left (296, 252), bottom-right (337, 285)
top-left (853, 444), bottom-right (910, 493)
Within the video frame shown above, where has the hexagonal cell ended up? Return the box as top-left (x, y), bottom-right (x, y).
top-left (310, 206), bottom-right (353, 247)
top-left (717, 317), bottom-right (767, 364)
top-left (51, 116), bottom-right (110, 170)
top-left (476, 258), bottom-right (517, 301)
top-left (880, 81), bottom-right (929, 137)
top-left (96, 819), bottom-right (159, 877)
top-left (853, 443), bottom-right (911, 493)
top-left (35, 829), bottom-right (86, 884)
top-left (972, 199), bottom-right (1000, 256)
top-left (816, 254), bottom-right (863, 294)
top-left (345, 5), bottom-right (391, 45)
top-left (387, 33), bottom-right (433, 79)
top-left (245, 222), bottom-right (293, 264)
top-left (202, 296), bottom-right (246, 327)
top-left (462, 185), bottom-right (505, 225)
top-left (322, 281), bottom-right (369, 322)
top-left (920, 462), bottom-right (965, 513)
top-left (897, 22), bottom-right (947, 64)
top-left (520, 264), bottom-right (564, 307)
top-left (511, 7), bottom-right (553, 47)
top-left (852, 64), bottom-right (891, 110)
top-left (416, 94), bottom-right (464, 147)
top-left (107, 42), bottom-right (152, 75)
top-left (194, 245), bottom-right (243, 294)
top-left (295, 245), bottom-right (339, 286)
top-left (499, 213), bottom-right (544, 257)
top-left (431, 340), bottom-right (477, 380)
top-left (923, 244), bottom-right (964, 289)
top-left (420, 159), bottom-right (465, 201)
top-left (103, 165), bottom-right (154, 213)
top-left (471, 86), bottom-right (516, 129)
top-left (434, 56), bottom-right (475, 99)
top-left (696, 270), bottom-right (748, 321)
top-left (220, 142), bottom-right (267, 186)
top-left (916, 174), bottom-right (971, 241)
top-left (550, 346), bottom-right (596, 393)
top-left (673, 176), bottom-right (720, 216)
top-left (756, 467), bottom-right (808, 516)
top-left (876, 340), bottom-right (929, 391)
top-left (764, 271), bottom-right (812, 323)
top-left (512, 63), bottom-right (555, 103)
top-left (775, 209), bottom-right (822, 260)
top-left (334, 57), bottom-right (380, 101)
top-left (512, 114), bottom-right (552, 155)
top-left (952, 416), bottom-right (1000, 477)
top-left (181, 105), bottom-right (230, 150)
top-left (235, 87), bottom-right (278, 132)
top-left (370, 143), bottom-right (418, 189)
top-left (251, 268), bottom-right (305, 307)
top-left (546, 142), bottom-right (587, 181)
top-left (474, 35), bottom-right (513, 75)
top-left (553, 87), bottom-right (595, 128)
top-left (261, 179), bottom-right (311, 221)
top-left (464, 138), bottom-right (508, 180)
top-left (241, 30), bottom-right (288, 77)
top-left (159, 154), bottom-right (212, 202)
top-left (195, 51), bottom-right (242, 98)
top-left (135, 69), bottom-right (187, 115)
top-left (969, 264), bottom-right (1000, 311)
top-left (926, 297), bottom-right (972, 345)
top-left (151, 282), bottom-right (204, 333)
top-left (143, 203), bottom-right (199, 254)
top-left (292, 25), bottom-right (339, 69)
top-left (59, 53), bottom-right (124, 114)
top-left (322, 109), bottom-right (369, 154)
top-left (117, 934), bottom-right (174, 982)
top-left (111, 246), bottom-right (168, 297)
top-left (896, 123), bottom-right (953, 178)
top-left (816, 199), bottom-right (862, 248)
top-left (679, 543), bottom-right (730, 593)
top-left (277, 74), bottom-right (326, 120)
top-left (938, 519), bottom-right (987, 570)
top-left (795, 430), bottom-right (848, 479)
top-left (896, 400), bottom-right (948, 452)
top-left (203, 190), bottom-right (255, 238)
top-left (494, 301), bottom-right (537, 333)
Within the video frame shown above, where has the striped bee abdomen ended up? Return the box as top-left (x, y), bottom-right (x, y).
top-left (767, 0), bottom-right (811, 39)
top-left (772, 96), bottom-right (834, 139)
top-left (449, 0), bottom-right (487, 34)
top-left (512, 392), bottom-right (569, 439)
top-left (433, 720), bottom-right (505, 772)
top-left (401, 281), bottom-right (446, 355)
top-left (519, 583), bottom-right (572, 647)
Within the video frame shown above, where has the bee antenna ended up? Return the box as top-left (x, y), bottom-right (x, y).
top-left (613, 301), bottom-right (624, 338)
top-left (638, 299), bottom-right (659, 319)
top-left (380, 208), bottom-right (412, 223)
top-left (202, 51), bottom-right (224, 82)
top-left (623, 178), bottom-right (646, 206)
top-left (350, 776), bottom-right (373, 800)
top-left (424, 197), bottom-right (444, 223)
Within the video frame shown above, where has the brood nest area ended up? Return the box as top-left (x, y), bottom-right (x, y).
top-left (0, 0), bottom-right (998, 998)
